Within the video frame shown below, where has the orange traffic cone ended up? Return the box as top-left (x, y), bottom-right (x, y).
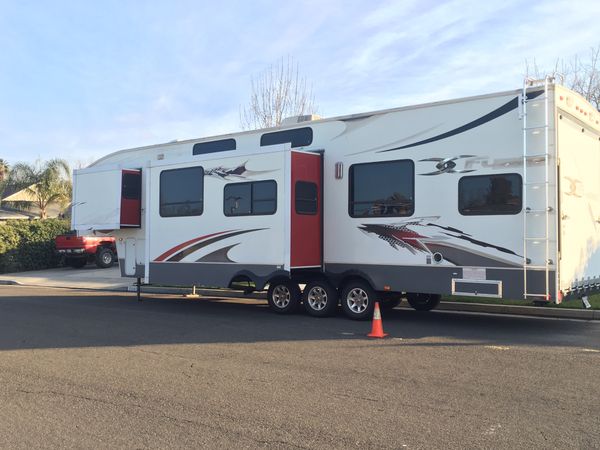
top-left (367, 302), bottom-right (388, 338)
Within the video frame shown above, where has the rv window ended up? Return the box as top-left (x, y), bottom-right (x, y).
top-left (295, 181), bottom-right (318, 215)
top-left (224, 180), bottom-right (277, 216)
top-left (122, 172), bottom-right (141, 200)
top-left (159, 166), bottom-right (204, 217)
top-left (192, 138), bottom-right (236, 155)
top-left (458, 173), bottom-right (522, 215)
top-left (349, 160), bottom-right (414, 217)
top-left (260, 127), bottom-right (313, 148)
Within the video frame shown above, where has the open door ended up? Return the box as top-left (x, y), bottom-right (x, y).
top-left (291, 151), bottom-right (322, 269)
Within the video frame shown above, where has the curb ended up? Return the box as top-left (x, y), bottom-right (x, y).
top-left (434, 301), bottom-right (599, 321)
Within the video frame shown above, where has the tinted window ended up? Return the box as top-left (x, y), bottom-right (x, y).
top-left (260, 127), bottom-right (313, 148)
top-left (349, 160), bottom-right (414, 217)
top-left (160, 167), bottom-right (204, 217)
top-left (122, 172), bottom-right (141, 200)
top-left (295, 181), bottom-right (318, 215)
top-left (224, 180), bottom-right (277, 216)
top-left (193, 138), bottom-right (236, 155)
top-left (459, 174), bottom-right (522, 215)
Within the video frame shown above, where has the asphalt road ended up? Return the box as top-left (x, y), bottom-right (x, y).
top-left (0, 286), bottom-right (598, 449)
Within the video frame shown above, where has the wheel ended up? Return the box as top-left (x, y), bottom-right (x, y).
top-left (66, 257), bottom-right (86, 269)
top-left (406, 293), bottom-right (441, 311)
top-left (95, 247), bottom-right (114, 269)
top-left (379, 296), bottom-right (402, 311)
top-left (303, 280), bottom-right (338, 317)
top-left (267, 279), bottom-right (301, 314)
top-left (340, 280), bottom-right (376, 320)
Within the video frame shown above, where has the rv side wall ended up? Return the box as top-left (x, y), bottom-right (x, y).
top-left (556, 87), bottom-right (600, 296)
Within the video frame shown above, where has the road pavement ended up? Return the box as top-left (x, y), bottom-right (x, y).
top-left (0, 285), bottom-right (598, 449)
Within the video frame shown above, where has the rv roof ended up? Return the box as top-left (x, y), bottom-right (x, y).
top-left (91, 84), bottom-right (595, 167)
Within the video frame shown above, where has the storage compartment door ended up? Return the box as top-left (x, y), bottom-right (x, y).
top-left (291, 151), bottom-right (322, 268)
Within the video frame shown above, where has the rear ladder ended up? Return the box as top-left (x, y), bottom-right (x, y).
top-left (521, 76), bottom-right (554, 301)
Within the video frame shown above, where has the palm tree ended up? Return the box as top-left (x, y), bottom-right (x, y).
top-left (8, 158), bottom-right (71, 219)
top-left (0, 159), bottom-right (8, 182)
top-left (0, 159), bottom-right (8, 207)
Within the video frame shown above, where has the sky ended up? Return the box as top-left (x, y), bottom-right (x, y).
top-left (0, 0), bottom-right (599, 166)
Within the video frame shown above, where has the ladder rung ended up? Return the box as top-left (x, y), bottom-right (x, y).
top-left (524, 96), bottom-right (549, 103)
top-left (524, 181), bottom-right (552, 186)
top-left (524, 237), bottom-right (548, 241)
top-left (526, 207), bottom-right (553, 213)
top-left (524, 125), bottom-right (549, 131)
top-left (526, 265), bottom-right (551, 270)
top-left (523, 153), bottom-right (549, 159)
top-left (524, 293), bottom-right (550, 298)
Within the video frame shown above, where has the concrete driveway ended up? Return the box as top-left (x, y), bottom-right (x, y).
top-left (0, 265), bottom-right (128, 291)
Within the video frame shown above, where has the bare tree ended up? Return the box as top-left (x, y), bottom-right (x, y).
top-left (240, 57), bottom-right (318, 130)
top-left (526, 45), bottom-right (600, 110)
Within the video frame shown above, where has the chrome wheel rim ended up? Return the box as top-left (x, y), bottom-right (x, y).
top-left (346, 288), bottom-right (369, 313)
top-left (101, 252), bottom-right (112, 265)
top-left (307, 286), bottom-right (328, 311)
top-left (272, 285), bottom-right (291, 308)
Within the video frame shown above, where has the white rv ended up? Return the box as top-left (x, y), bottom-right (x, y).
top-left (72, 79), bottom-right (600, 319)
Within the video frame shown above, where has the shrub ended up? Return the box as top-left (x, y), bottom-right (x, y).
top-left (0, 219), bottom-right (70, 273)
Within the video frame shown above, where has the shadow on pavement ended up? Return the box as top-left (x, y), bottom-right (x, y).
top-left (0, 287), bottom-right (598, 351)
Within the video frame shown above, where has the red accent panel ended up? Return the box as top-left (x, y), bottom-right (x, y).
top-left (120, 170), bottom-right (141, 227)
top-left (154, 230), bottom-right (233, 261)
top-left (291, 152), bottom-right (322, 268)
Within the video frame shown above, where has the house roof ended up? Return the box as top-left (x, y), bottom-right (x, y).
top-left (2, 184), bottom-right (38, 202)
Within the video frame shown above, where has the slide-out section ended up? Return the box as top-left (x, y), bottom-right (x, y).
top-left (290, 151), bottom-right (322, 269)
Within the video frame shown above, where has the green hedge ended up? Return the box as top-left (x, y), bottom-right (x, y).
top-left (0, 219), bottom-right (70, 273)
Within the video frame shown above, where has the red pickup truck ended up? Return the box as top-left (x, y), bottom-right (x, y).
top-left (55, 232), bottom-right (117, 269)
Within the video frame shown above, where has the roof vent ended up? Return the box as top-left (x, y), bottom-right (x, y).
top-left (280, 114), bottom-right (322, 126)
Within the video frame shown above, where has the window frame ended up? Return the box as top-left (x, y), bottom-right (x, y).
top-left (458, 173), bottom-right (523, 216)
top-left (121, 172), bottom-right (141, 200)
top-left (159, 166), bottom-right (205, 218)
top-left (294, 181), bottom-right (318, 215)
top-left (192, 138), bottom-right (236, 155)
top-left (223, 180), bottom-right (278, 217)
top-left (348, 159), bottom-right (415, 218)
top-left (260, 127), bottom-right (313, 148)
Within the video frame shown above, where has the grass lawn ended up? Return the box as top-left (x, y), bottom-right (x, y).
top-left (444, 293), bottom-right (600, 310)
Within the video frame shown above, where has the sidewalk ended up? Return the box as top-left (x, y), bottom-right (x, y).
top-left (1, 267), bottom-right (598, 320)
top-left (0, 265), bottom-right (128, 291)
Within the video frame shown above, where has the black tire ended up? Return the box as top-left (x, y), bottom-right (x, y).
top-left (340, 280), bottom-right (376, 320)
top-left (379, 296), bottom-right (402, 311)
top-left (267, 279), bottom-right (301, 314)
top-left (95, 247), bottom-right (114, 269)
top-left (406, 293), bottom-right (441, 311)
top-left (66, 257), bottom-right (87, 269)
top-left (303, 280), bottom-right (338, 317)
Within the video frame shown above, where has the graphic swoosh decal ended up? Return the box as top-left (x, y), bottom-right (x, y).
top-left (166, 228), bottom-right (267, 262)
top-left (154, 230), bottom-right (234, 261)
top-left (378, 91), bottom-right (543, 153)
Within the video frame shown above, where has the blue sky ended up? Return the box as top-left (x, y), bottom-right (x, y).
top-left (0, 0), bottom-right (599, 165)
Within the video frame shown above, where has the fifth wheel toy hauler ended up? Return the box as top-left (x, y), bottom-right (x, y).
top-left (72, 78), bottom-right (600, 319)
